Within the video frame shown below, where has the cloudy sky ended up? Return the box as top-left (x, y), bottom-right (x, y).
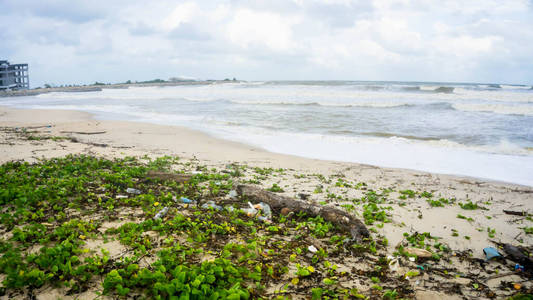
top-left (1, 0), bottom-right (532, 87)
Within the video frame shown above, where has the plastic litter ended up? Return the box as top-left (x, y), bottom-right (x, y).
top-left (201, 200), bottom-right (223, 211)
top-left (255, 202), bottom-right (272, 219)
top-left (242, 202), bottom-right (272, 222)
top-left (126, 188), bottom-right (141, 195)
top-left (388, 256), bottom-right (399, 271)
top-left (416, 265), bottom-right (425, 271)
top-left (483, 247), bottom-right (502, 261)
top-left (515, 264), bottom-right (525, 271)
top-left (242, 202), bottom-right (258, 217)
top-left (154, 207), bottom-right (169, 220)
top-left (116, 195), bottom-right (128, 199)
top-left (404, 247), bottom-right (432, 258)
top-left (228, 190), bottom-right (238, 198)
top-left (308, 245), bottom-right (318, 253)
top-left (179, 197), bottom-right (194, 204)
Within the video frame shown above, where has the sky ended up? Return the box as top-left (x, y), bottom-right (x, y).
top-left (1, 0), bottom-right (532, 87)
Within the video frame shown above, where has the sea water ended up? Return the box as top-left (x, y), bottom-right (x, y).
top-left (2, 81), bottom-right (533, 186)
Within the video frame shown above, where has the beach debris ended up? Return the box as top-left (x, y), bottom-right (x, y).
top-left (513, 283), bottom-right (522, 290)
top-left (241, 202), bottom-right (272, 222)
top-left (242, 202), bottom-right (258, 217)
top-left (503, 210), bottom-right (530, 216)
top-left (116, 195), bottom-right (128, 199)
top-left (236, 184), bottom-right (370, 242)
top-left (515, 264), bottom-right (525, 271)
top-left (228, 190), bottom-right (238, 198)
top-left (59, 130), bottom-right (106, 135)
top-left (483, 247), bottom-right (502, 261)
top-left (178, 197), bottom-right (194, 204)
top-left (503, 244), bottom-right (533, 269)
top-left (308, 245), bottom-right (318, 253)
top-left (126, 187), bottom-right (141, 195)
top-left (146, 171), bottom-right (193, 183)
top-left (154, 207), bottom-right (169, 220)
top-left (404, 248), bottom-right (433, 258)
top-left (388, 256), bottom-right (399, 271)
top-left (201, 200), bottom-right (223, 211)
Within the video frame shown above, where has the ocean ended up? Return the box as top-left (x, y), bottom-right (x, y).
top-left (2, 81), bottom-right (533, 186)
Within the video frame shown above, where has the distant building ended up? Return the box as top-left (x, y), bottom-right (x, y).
top-left (0, 60), bottom-right (29, 90)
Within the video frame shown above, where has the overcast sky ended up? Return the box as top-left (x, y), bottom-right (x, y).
top-left (1, 0), bottom-right (532, 87)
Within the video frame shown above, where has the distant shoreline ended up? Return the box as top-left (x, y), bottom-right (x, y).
top-left (0, 80), bottom-right (237, 97)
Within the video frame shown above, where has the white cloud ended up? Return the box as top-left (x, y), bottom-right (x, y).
top-left (226, 9), bottom-right (298, 51)
top-left (0, 0), bottom-right (532, 86)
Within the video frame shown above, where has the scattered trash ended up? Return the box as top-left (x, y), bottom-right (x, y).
top-left (179, 197), bottom-right (194, 204)
top-left (242, 202), bottom-right (272, 222)
top-left (416, 265), bottom-right (425, 271)
top-left (408, 257), bottom-right (416, 262)
top-left (242, 202), bottom-right (258, 217)
top-left (154, 207), bottom-right (169, 220)
top-left (513, 283), bottom-right (522, 290)
top-left (228, 190), bottom-right (238, 198)
top-left (256, 202), bottom-right (272, 219)
top-left (515, 264), bottom-right (525, 271)
top-left (504, 244), bottom-right (533, 268)
top-left (388, 256), bottom-right (399, 271)
top-left (201, 200), bottom-right (223, 211)
top-left (116, 195), bottom-right (128, 199)
top-left (126, 188), bottom-right (141, 195)
top-left (404, 247), bottom-right (433, 258)
top-left (483, 247), bottom-right (502, 261)
top-left (308, 245), bottom-right (318, 253)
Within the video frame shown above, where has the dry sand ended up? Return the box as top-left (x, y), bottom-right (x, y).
top-left (1, 106), bottom-right (532, 299)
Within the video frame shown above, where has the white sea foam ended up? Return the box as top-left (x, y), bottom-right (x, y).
top-left (452, 103), bottom-right (533, 116)
top-left (207, 127), bottom-right (533, 186)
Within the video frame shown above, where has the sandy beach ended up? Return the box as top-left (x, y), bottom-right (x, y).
top-left (1, 105), bottom-right (532, 299)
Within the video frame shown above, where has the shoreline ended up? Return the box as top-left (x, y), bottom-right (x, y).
top-left (1, 106), bottom-right (533, 298)
top-left (0, 80), bottom-right (232, 98)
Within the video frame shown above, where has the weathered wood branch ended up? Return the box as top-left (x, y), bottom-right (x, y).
top-left (503, 210), bottom-right (530, 216)
top-left (236, 184), bottom-right (370, 242)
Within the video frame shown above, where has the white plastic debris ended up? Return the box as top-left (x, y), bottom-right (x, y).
top-left (388, 256), bottom-right (399, 272)
top-left (242, 202), bottom-right (258, 217)
top-left (116, 195), bottom-right (128, 199)
top-left (308, 245), bottom-right (318, 253)
top-left (154, 207), bottom-right (169, 220)
top-left (126, 188), bottom-right (141, 195)
top-left (201, 200), bottom-right (223, 211)
top-left (228, 190), bottom-right (238, 198)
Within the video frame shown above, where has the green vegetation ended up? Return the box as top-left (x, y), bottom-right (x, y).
top-left (0, 155), bottom-right (414, 299)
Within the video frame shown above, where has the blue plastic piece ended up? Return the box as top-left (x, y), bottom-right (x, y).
top-left (483, 247), bottom-right (502, 261)
top-left (180, 197), bottom-right (193, 204)
top-left (515, 264), bottom-right (525, 271)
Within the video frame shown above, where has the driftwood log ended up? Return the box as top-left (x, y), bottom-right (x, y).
top-left (236, 184), bottom-right (370, 242)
